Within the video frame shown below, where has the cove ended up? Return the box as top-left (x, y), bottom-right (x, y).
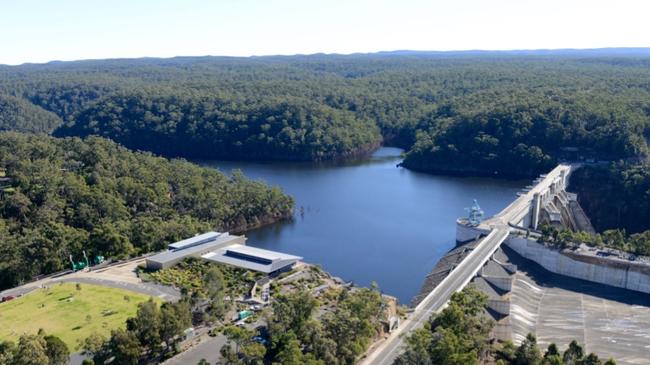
top-left (197, 147), bottom-right (524, 304)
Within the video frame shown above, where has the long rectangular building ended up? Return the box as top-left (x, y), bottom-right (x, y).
top-left (145, 232), bottom-right (301, 275)
top-left (202, 244), bottom-right (302, 274)
top-left (146, 232), bottom-right (245, 270)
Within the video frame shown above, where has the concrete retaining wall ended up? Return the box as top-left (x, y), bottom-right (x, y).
top-left (490, 322), bottom-right (512, 342)
top-left (456, 220), bottom-right (489, 243)
top-left (482, 275), bottom-right (513, 292)
top-left (487, 298), bottom-right (511, 315)
top-left (505, 236), bottom-right (650, 294)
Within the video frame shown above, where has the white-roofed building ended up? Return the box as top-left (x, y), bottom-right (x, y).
top-left (168, 231), bottom-right (223, 250)
top-left (202, 244), bottom-right (302, 274)
top-left (145, 232), bottom-right (301, 274)
top-left (145, 232), bottom-right (245, 270)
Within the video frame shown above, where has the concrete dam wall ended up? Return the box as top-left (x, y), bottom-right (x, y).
top-left (506, 236), bottom-right (650, 294)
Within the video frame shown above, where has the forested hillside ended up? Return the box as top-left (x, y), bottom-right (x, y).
top-left (56, 90), bottom-right (381, 160)
top-left (1, 53), bottom-right (649, 174)
top-left (0, 94), bottom-right (62, 133)
top-left (570, 162), bottom-right (650, 234)
top-left (0, 132), bottom-right (293, 290)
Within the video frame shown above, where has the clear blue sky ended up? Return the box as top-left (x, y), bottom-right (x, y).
top-left (1, 0), bottom-right (648, 65)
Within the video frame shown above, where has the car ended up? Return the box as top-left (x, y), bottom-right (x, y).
top-left (1, 295), bottom-right (16, 303)
top-left (252, 336), bottom-right (269, 345)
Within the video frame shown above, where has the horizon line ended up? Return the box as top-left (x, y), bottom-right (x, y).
top-left (4, 46), bottom-right (650, 67)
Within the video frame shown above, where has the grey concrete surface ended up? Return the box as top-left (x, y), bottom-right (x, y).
top-left (506, 245), bottom-right (650, 365)
top-left (164, 335), bottom-right (227, 365)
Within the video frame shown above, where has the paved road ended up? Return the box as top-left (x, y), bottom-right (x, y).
top-left (487, 164), bottom-right (572, 226)
top-left (363, 228), bottom-right (509, 365)
top-left (163, 335), bottom-right (227, 365)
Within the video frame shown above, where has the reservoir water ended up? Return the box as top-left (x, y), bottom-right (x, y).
top-left (199, 148), bottom-right (524, 304)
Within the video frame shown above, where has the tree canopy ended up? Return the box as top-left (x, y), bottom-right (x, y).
top-left (0, 132), bottom-right (293, 290)
top-left (0, 54), bottom-right (648, 175)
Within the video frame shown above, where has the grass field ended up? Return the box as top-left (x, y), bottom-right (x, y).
top-left (0, 282), bottom-right (156, 349)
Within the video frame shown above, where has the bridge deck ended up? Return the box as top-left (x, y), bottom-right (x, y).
top-left (364, 229), bottom-right (509, 365)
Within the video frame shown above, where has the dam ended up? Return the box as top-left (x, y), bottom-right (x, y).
top-left (365, 164), bottom-right (650, 365)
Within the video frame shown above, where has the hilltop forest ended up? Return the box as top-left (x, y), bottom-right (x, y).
top-left (0, 52), bottom-right (649, 238)
top-left (0, 133), bottom-right (293, 290)
top-left (0, 53), bottom-right (648, 176)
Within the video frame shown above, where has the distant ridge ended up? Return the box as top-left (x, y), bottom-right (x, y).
top-left (372, 47), bottom-right (650, 57)
top-left (3, 47), bottom-right (650, 67)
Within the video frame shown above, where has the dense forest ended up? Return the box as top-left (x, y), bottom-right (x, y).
top-left (0, 52), bottom-right (648, 260)
top-left (0, 52), bottom-right (649, 174)
top-left (0, 94), bottom-right (62, 134)
top-left (56, 91), bottom-right (381, 160)
top-left (0, 132), bottom-right (293, 290)
top-left (570, 162), bottom-right (650, 234)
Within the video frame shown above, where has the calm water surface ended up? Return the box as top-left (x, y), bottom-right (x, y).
top-left (198, 148), bottom-right (525, 304)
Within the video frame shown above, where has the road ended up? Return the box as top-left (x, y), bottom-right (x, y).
top-left (363, 228), bottom-right (509, 365)
top-left (1, 258), bottom-right (180, 301)
top-left (487, 164), bottom-right (572, 226)
top-left (163, 335), bottom-right (227, 365)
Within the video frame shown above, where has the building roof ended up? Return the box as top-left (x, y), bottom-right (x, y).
top-left (148, 233), bottom-right (237, 265)
top-left (168, 231), bottom-right (222, 250)
top-left (202, 244), bottom-right (302, 273)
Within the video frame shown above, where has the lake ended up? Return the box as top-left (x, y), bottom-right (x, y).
top-left (198, 147), bottom-right (524, 304)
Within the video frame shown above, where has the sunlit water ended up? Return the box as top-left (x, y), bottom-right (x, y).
top-left (197, 148), bottom-right (524, 304)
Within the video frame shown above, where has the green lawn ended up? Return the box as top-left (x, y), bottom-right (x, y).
top-left (0, 282), bottom-right (156, 349)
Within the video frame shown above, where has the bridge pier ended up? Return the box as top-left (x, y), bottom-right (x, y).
top-left (531, 192), bottom-right (542, 230)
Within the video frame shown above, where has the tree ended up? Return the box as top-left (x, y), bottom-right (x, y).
top-left (562, 340), bottom-right (584, 365)
top-left (580, 353), bottom-right (602, 365)
top-left (271, 290), bottom-right (318, 341)
top-left (543, 354), bottom-right (563, 365)
top-left (44, 335), bottom-right (70, 365)
top-left (126, 298), bottom-right (161, 353)
top-left (160, 300), bottom-right (192, 351)
top-left (496, 340), bottom-right (517, 363)
top-left (395, 325), bottom-right (434, 365)
top-left (542, 343), bottom-right (563, 365)
top-left (0, 133), bottom-right (293, 291)
top-left (430, 327), bottom-right (478, 365)
top-left (514, 333), bottom-right (542, 365)
top-left (240, 342), bottom-right (266, 365)
top-left (544, 343), bottom-right (559, 358)
top-left (224, 326), bottom-right (255, 354)
top-left (90, 223), bottom-right (133, 259)
top-left (13, 335), bottom-right (49, 365)
top-left (220, 344), bottom-right (242, 365)
top-left (273, 333), bottom-right (306, 365)
top-left (107, 329), bottom-right (142, 365)
top-left (0, 340), bottom-right (16, 365)
top-left (304, 322), bottom-right (337, 365)
top-left (204, 265), bottom-right (227, 319)
top-left (79, 332), bottom-right (108, 364)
